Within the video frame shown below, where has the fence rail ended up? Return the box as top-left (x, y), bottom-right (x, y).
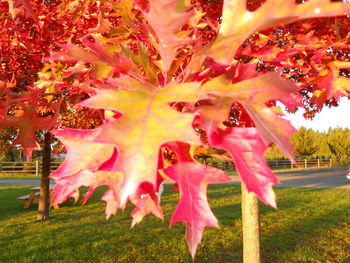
top-left (198, 158), bottom-right (350, 172)
top-left (0, 158), bottom-right (349, 176)
top-left (0, 161), bottom-right (62, 176)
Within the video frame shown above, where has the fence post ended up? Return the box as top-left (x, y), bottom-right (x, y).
top-left (35, 160), bottom-right (39, 176)
top-left (291, 160), bottom-right (293, 170)
top-left (276, 159), bottom-right (278, 169)
top-left (317, 159), bottom-right (320, 168)
top-left (304, 159), bottom-right (307, 168)
top-left (329, 158), bottom-right (332, 167)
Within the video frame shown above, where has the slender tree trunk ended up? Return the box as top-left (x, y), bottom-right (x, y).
top-left (241, 183), bottom-right (261, 263)
top-left (37, 131), bottom-right (51, 220)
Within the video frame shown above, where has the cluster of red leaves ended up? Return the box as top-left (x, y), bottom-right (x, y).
top-left (0, 0), bottom-right (103, 152)
top-left (236, 16), bottom-right (350, 118)
top-left (0, 0), bottom-right (96, 84)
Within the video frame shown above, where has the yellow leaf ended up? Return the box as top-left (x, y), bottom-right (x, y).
top-left (319, 69), bottom-right (329, 76)
top-left (94, 63), bottom-right (114, 79)
top-left (45, 85), bottom-right (56, 102)
top-left (313, 89), bottom-right (325, 98)
top-left (79, 77), bottom-right (206, 204)
top-left (109, 0), bottom-right (134, 26)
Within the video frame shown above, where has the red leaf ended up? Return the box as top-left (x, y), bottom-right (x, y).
top-left (205, 0), bottom-right (350, 64)
top-left (0, 96), bottom-right (59, 159)
top-left (202, 72), bottom-right (300, 160)
top-left (311, 61), bottom-right (350, 109)
top-left (141, 0), bottom-right (195, 71)
top-left (51, 128), bottom-right (116, 178)
top-left (131, 193), bottom-right (164, 227)
top-left (164, 161), bottom-right (231, 257)
top-left (3, 0), bottom-right (37, 20)
top-left (51, 128), bottom-right (125, 218)
top-left (79, 76), bottom-right (203, 207)
top-left (52, 170), bottom-right (123, 218)
top-left (210, 127), bottom-right (279, 207)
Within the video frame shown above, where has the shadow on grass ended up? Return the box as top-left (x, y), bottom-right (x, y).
top-left (203, 186), bottom-right (350, 263)
top-left (0, 184), bottom-right (253, 219)
top-left (0, 186), bottom-right (35, 218)
top-left (1, 184), bottom-right (350, 263)
top-left (261, 204), bottom-right (350, 262)
top-left (259, 188), bottom-right (350, 262)
top-left (0, 185), bottom-right (112, 219)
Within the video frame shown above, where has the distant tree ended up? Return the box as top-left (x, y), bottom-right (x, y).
top-left (0, 127), bottom-right (18, 161)
top-left (327, 128), bottom-right (350, 159)
top-left (291, 127), bottom-right (319, 158)
top-left (314, 131), bottom-right (332, 159)
top-left (264, 144), bottom-right (285, 160)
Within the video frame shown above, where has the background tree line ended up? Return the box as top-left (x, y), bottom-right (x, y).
top-left (265, 127), bottom-right (350, 160)
top-left (1, 126), bottom-right (350, 162)
top-left (0, 128), bottom-right (63, 162)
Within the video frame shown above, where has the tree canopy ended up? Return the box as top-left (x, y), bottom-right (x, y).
top-left (0, 0), bottom-right (349, 257)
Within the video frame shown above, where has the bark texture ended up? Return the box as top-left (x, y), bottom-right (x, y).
top-left (37, 131), bottom-right (51, 220)
top-left (241, 183), bottom-right (261, 263)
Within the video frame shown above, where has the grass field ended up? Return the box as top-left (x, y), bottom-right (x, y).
top-left (0, 185), bottom-right (350, 263)
top-left (0, 173), bottom-right (39, 179)
top-left (0, 164), bottom-right (347, 180)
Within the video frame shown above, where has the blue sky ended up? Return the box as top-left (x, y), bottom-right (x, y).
top-left (282, 97), bottom-right (350, 131)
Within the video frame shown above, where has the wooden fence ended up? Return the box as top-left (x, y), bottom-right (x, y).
top-left (0, 158), bottom-right (349, 175)
top-left (0, 161), bottom-right (62, 176)
top-left (199, 157), bottom-right (350, 171)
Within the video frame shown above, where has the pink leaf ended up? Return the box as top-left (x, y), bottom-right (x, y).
top-left (206, 0), bottom-right (350, 64)
top-left (51, 128), bottom-right (125, 217)
top-left (202, 72), bottom-right (299, 160)
top-left (311, 61), bottom-right (350, 109)
top-left (80, 76), bottom-right (203, 207)
top-left (241, 103), bottom-right (297, 161)
top-left (3, 0), bottom-right (37, 20)
top-left (0, 97), bottom-right (59, 159)
top-left (131, 193), bottom-right (164, 227)
top-left (50, 39), bottom-right (135, 79)
top-left (51, 128), bottom-right (117, 179)
top-left (52, 170), bottom-right (123, 218)
top-left (101, 189), bottom-right (120, 219)
top-left (210, 127), bottom-right (279, 207)
top-left (163, 160), bottom-right (232, 258)
top-left (141, 0), bottom-right (195, 72)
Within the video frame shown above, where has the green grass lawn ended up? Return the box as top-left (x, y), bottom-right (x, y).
top-left (0, 185), bottom-right (350, 263)
top-left (0, 164), bottom-right (346, 180)
top-left (0, 173), bottom-right (39, 179)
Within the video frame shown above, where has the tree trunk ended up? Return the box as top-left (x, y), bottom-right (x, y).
top-left (37, 131), bottom-right (51, 220)
top-left (241, 183), bottom-right (261, 263)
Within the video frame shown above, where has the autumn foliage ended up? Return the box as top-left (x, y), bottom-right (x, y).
top-left (0, 0), bottom-right (350, 257)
